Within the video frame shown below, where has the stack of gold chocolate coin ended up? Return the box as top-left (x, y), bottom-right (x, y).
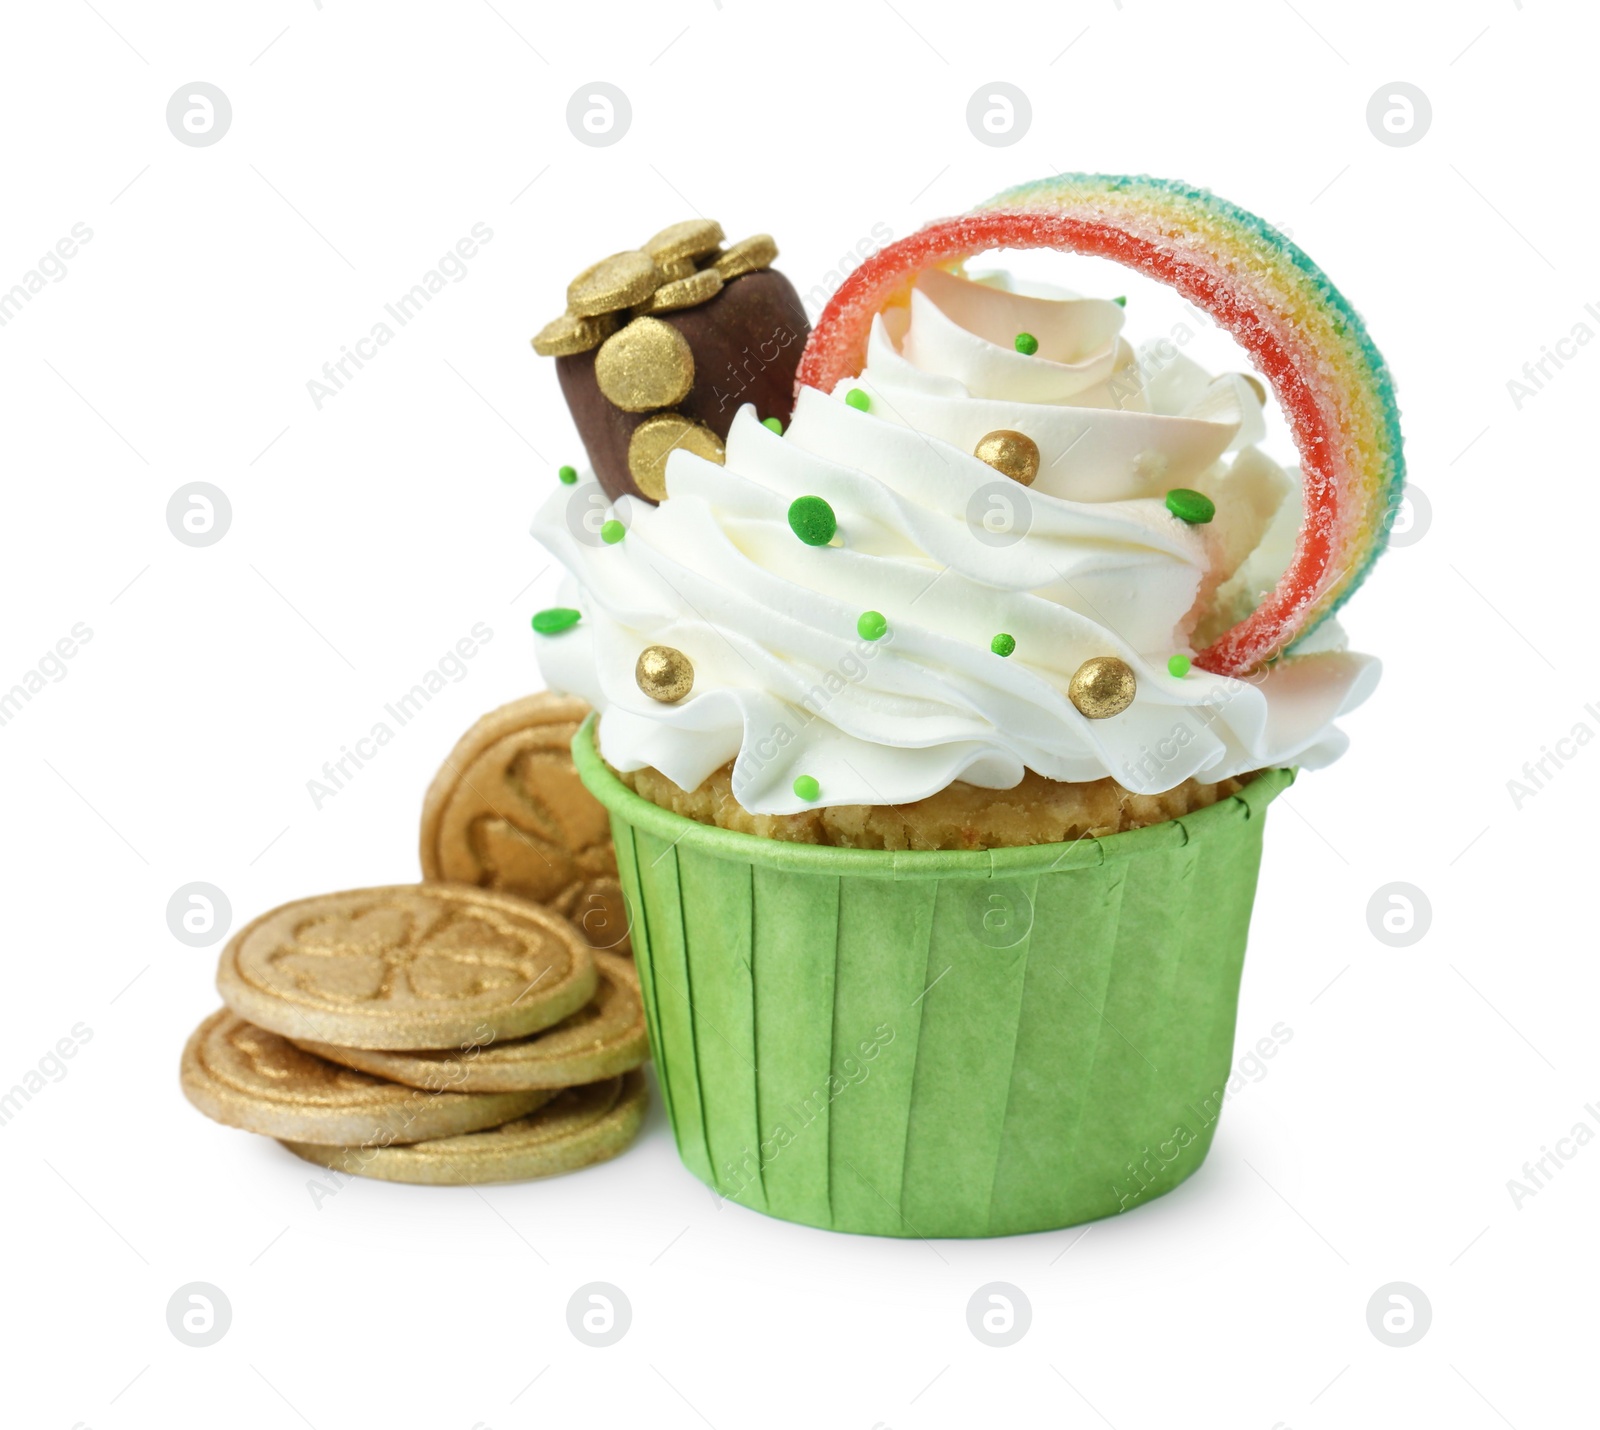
top-left (534, 218), bottom-right (810, 505)
top-left (183, 884), bottom-right (647, 1184)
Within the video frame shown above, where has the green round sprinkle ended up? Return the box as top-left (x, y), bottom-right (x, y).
top-left (761, 416), bottom-right (784, 434)
top-left (793, 774), bottom-right (820, 801)
top-left (844, 387), bottom-right (871, 412)
top-left (558, 464), bottom-right (578, 484)
top-left (1165, 488), bottom-right (1216, 525)
top-left (857, 610), bottom-right (888, 641)
top-left (1168, 653), bottom-right (1192, 678)
top-left (1112, 295), bottom-right (1127, 308)
top-left (1013, 332), bottom-right (1039, 356)
top-left (600, 518), bottom-right (625, 544)
top-left (531, 607), bottom-right (581, 635)
top-left (991, 633), bottom-right (1016, 657)
top-left (787, 495), bottom-right (837, 546)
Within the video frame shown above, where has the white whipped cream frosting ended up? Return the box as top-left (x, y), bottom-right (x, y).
top-left (532, 268), bottom-right (1379, 812)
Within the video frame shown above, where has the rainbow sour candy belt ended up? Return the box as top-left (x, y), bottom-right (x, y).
top-left (796, 173), bottom-right (1404, 677)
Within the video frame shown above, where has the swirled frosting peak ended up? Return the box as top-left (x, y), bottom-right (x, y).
top-left (531, 269), bottom-right (1378, 812)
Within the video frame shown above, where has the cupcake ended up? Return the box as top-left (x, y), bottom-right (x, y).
top-left (527, 176), bottom-right (1400, 1236)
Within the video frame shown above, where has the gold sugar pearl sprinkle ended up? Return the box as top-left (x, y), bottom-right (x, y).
top-left (636, 267), bottom-right (723, 315)
top-left (594, 317), bottom-right (695, 413)
top-left (643, 219), bottom-right (725, 265)
top-left (713, 234), bottom-right (778, 282)
top-left (531, 309), bottom-right (618, 358)
top-left (1069, 656), bottom-right (1137, 719)
top-left (627, 413), bottom-right (726, 501)
top-left (1242, 375), bottom-right (1267, 405)
top-left (567, 251), bottom-right (663, 317)
top-left (974, 430), bottom-right (1040, 486)
top-left (636, 645), bottom-right (695, 703)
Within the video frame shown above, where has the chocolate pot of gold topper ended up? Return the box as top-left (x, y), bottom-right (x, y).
top-left (532, 220), bottom-right (811, 503)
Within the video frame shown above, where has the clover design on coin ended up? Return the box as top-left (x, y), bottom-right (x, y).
top-left (217, 885), bottom-right (597, 1050)
top-left (420, 694), bottom-right (630, 953)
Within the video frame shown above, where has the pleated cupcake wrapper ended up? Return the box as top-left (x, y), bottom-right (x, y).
top-left (574, 718), bottom-right (1292, 1238)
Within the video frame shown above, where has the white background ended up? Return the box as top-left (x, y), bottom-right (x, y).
top-left (2, 1), bottom-right (1593, 1426)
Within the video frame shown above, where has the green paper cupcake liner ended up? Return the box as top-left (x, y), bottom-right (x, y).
top-left (574, 718), bottom-right (1291, 1238)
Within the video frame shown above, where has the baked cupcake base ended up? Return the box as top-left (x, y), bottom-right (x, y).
top-left (615, 760), bottom-right (1256, 851)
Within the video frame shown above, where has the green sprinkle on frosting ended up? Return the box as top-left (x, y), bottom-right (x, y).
top-left (600, 518), bottom-right (625, 544)
top-left (1164, 488), bottom-right (1216, 525)
top-left (1013, 332), bottom-right (1039, 356)
top-left (788, 495), bottom-right (837, 547)
top-left (991, 633), bottom-right (1016, 657)
top-left (762, 416), bottom-right (784, 433)
top-left (845, 387), bottom-right (871, 412)
top-left (1168, 653), bottom-right (1192, 678)
top-left (1113, 295), bottom-right (1127, 308)
top-left (857, 610), bottom-right (887, 641)
top-left (793, 774), bottom-right (820, 801)
top-left (558, 464), bottom-right (578, 484)
top-left (531, 607), bottom-right (581, 635)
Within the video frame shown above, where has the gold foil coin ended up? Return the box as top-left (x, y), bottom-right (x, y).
top-left (643, 218), bottom-right (725, 265)
top-left (635, 645), bottom-right (694, 704)
top-left (181, 1008), bottom-right (551, 1146)
top-left (531, 309), bottom-right (618, 357)
top-left (567, 251), bottom-right (662, 317)
top-left (655, 255), bottom-right (696, 282)
top-left (550, 875), bottom-right (631, 955)
top-left (626, 412), bottom-right (725, 499)
top-left (1069, 656), bottom-right (1138, 719)
top-left (216, 884), bottom-right (598, 1050)
top-left (594, 317), bottom-right (695, 412)
top-left (420, 694), bottom-right (628, 951)
top-left (298, 953), bottom-right (647, 1093)
top-left (280, 1071), bottom-right (648, 1185)
top-left (974, 429), bottom-right (1041, 486)
top-left (712, 234), bottom-right (778, 281)
top-left (635, 267), bottom-right (723, 315)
